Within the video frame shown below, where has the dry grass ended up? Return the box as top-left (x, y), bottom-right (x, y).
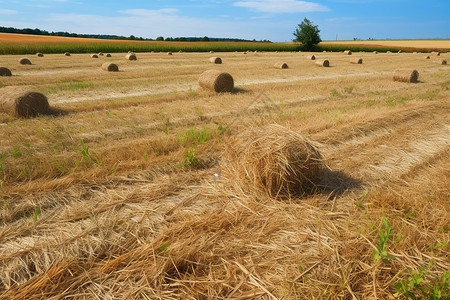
top-left (0, 50), bottom-right (449, 299)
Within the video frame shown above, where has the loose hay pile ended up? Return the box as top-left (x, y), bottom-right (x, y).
top-left (315, 59), bottom-right (330, 67)
top-left (221, 124), bottom-right (323, 198)
top-left (209, 57), bottom-right (222, 64)
top-left (198, 70), bottom-right (234, 92)
top-left (393, 69), bottom-right (419, 83)
top-left (125, 53), bottom-right (137, 60)
top-left (350, 58), bottom-right (363, 64)
top-left (19, 58), bottom-right (32, 65)
top-left (274, 62), bottom-right (288, 69)
top-left (0, 86), bottom-right (50, 118)
top-left (102, 62), bottom-right (119, 72)
top-left (0, 67), bottom-right (12, 76)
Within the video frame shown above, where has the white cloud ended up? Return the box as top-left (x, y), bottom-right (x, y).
top-left (0, 9), bottom-right (18, 14)
top-left (233, 0), bottom-right (329, 13)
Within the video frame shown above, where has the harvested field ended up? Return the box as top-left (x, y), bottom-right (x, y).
top-left (0, 50), bottom-right (449, 299)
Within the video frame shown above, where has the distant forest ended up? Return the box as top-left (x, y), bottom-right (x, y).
top-left (0, 26), bottom-right (272, 43)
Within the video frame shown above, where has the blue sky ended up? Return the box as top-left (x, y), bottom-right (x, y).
top-left (0, 0), bottom-right (449, 42)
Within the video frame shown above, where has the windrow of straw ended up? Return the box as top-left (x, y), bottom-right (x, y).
top-left (0, 86), bottom-right (50, 117)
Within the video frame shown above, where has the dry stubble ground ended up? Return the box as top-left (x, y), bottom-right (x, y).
top-left (0, 50), bottom-right (449, 299)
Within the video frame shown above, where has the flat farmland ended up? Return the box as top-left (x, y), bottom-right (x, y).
top-left (0, 50), bottom-right (449, 299)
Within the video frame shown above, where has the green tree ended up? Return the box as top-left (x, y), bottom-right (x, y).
top-left (293, 18), bottom-right (321, 50)
top-left (156, 36), bottom-right (164, 41)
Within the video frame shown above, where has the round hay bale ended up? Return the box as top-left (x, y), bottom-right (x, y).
top-left (198, 70), bottom-right (234, 93)
top-left (0, 86), bottom-right (50, 118)
top-left (386, 51), bottom-right (392, 54)
top-left (167, 52), bottom-right (173, 55)
top-left (432, 51), bottom-right (440, 56)
top-left (178, 50), bottom-right (183, 53)
top-left (274, 62), bottom-right (288, 69)
top-left (19, 58), bottom-right (32, 65)
top-left (350, 58), bottom-right (363, 64)
top-left (125, 53), bottom-right (137, 60)
top-left (323, 50), bottom-right (326, 52)
top-left (393, 69), bottom-right (419, 83)
top-left (435, 59), bottom-right (447, 65)
top-left (102, 62), bottom-right (119, 72)
top-left (221, 124), bottom-right (323, 198)
top-left (0, 67), bottom-right (12, 77)
top-left (344, 50), bottom-right (352, 55)
top-left (306, 55), bottom-right (315, 60)
top-left (128, 51), bottom-right (134, 54)
top-left (209, 57), bottom-right (222, 64)
top-left (373, 51), bottom-right (378, 54)
top-left (98, 52), bottom-right (104, 56)
top-left (425, 56), bottom-right (430, 59)
top-left (64, 52), bottom-right (71, 56)
top-left (105, 53), bottom-right (112, 57)
top-left (398, 50), bottom-right (402, 53)
top-left (36, 52), bottom-right (43, 57)
top-left (315, 59), bottom-right (330, 67)
top-left (209, 51), bottom-right (214, 53)
top-left (90, 54), bottom-right (98, 58)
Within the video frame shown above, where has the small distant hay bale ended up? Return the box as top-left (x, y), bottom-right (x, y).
top-left (413, 51), bottom-right (417, 54)
top-left (221, 124), bottom-right (323, 198)
top-left (0, 67), bottom-right (12, 77)
top-left (425, 56), bottom-right (430, 59)
top-left (431, 51), bottom-right (440, 56)
top-left (36, 52), bottom-right (43, 57)
top-left (178, 50), bottom-right (183, 53)
top-left (315, 59), bottom-right (330, 67)
top-left (386, 51), bottom-right (392, 54)
top-left (105, 53), bottom-right (112, 57)
top-left (323, 50), bottom-right (326, 52)
top-left (90, 54), bottom-right (98, 58)
top-left (344, 50), bottom-right (352, 55)
top-left (274, 62), bottom-right (288, 69)
top-left (128, 51), bottom-right (134, 54)
top-left (125, 53), bottom-right (137, 60)
top-left (198, 70), bottom-right (234, 93)
top-left (350, 58), bottom-right (363, 64)
top-left (167, 52), bottom-right (173, 55)
top-left (393, 69), bottom-right (419, 83)
top-left (435, 59), bottom-right (447, 65)
top-left (210, 51), bottom-right (214, 53)
top-left (64, 52), bottom-right (71, 56)
top-left (102, 62), bottom-right (119, 72)
top-left (398, 50), bottom-right (402, 53)
top-left (373, 51), bottom-right (378, 54)
top-left (19, 58), bottom-right (32, 65)
top-left (0, 86), bottom-right (50, 118)
top-left (98, 52), bottom-right (104, 56)
top-left (209, 57), bottom-right (222, 64)
top-left (306, 55), bottom-right (315, 60)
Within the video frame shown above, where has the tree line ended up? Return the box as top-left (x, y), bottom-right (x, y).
top-left (0, 26), bottom-right (271, 43)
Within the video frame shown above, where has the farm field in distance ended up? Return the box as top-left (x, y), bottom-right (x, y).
top-left (0, 47), bottom-right (449, 298)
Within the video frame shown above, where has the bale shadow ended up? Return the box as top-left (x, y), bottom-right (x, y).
top-left (315, 168), bottom-right (362, 199)
top-left (231, 87), bottom-right (249, 94)
top-left (45, 107), bottom-right (69, 117)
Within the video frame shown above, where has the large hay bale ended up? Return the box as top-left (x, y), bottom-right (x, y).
top-left (209, 57), bottom-right (222, 64)
top-left (64, 52), bottom-right (71, 56)
top-left (274, 62), bottom-right (288, 69)
top-left (350, 58), bottom-right (363, 64)
top-left (167, 52), bottom-right (173, 55)
top-left (393, 69), bottom-right (419, 83)
top-left (221, 124), bottom-right (323, 197)
top-left (198, 70), bottom-right (234, 93)
top-left (0, 86), bottom-right (50, 117)
top-left (102, 62), bottom-right (119, 72)
top-left (125, 53), bottom-right (137, 60)
top-left (19, 58), bottom-right (32, 65)
top-left (36, 52), bottom-right (43, 57)
top-left (0, 67), bottom-right (12, 77)
top-left (306, 55), bottom-right (315, 60)
top-left (315, 59), bottom-right (330, 67)
top-left (90, 54), bottom-right (98, 58)
top-left (344, 50), bottom-right (352, 55)
top-left (105, 53), bottom-right (112, 57)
